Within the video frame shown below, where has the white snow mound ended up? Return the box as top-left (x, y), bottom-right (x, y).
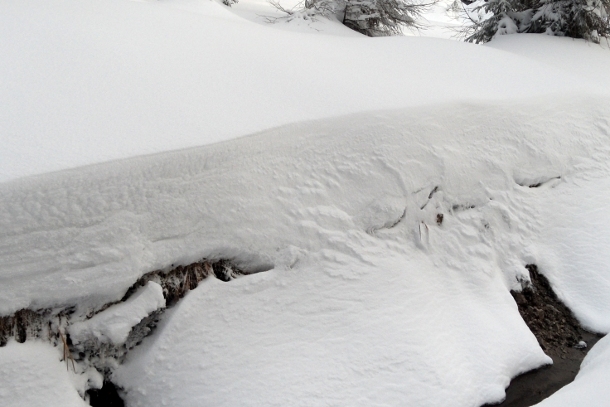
top-left (0, 341), bottom-right (89, 407)
top-left (69, 281), bottom-right (165, 346)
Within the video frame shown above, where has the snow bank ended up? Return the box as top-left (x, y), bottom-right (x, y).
top-left (487, 34), bottom-right (610, 85)
top-left (3, 96), bottom-right (610, 325)
top-left (3, 95), bottom-right (610, 405)
top-left (3, 1), bottom-right (610, 406)
top-left (106, 96), bottom-right (610, 407)
top-left (531, 177), bottom-right (610, 333)
top-left (115, 253), bottom-right (547, 407)
top-left (535, 334), bottom-right (610, 407)
top-left (69, 281), bottom-right (165, 346)
top-left (0, 341), bottom-right (89, 407)
top-left (2, 0), bottom-right (610, 181)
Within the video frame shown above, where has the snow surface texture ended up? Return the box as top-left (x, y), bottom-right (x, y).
top-left (2, 0), bottom-right (610, 182)
top-left (0, 341), bottom-right (92, 407)
top-left (110, 98), bottom-right (609, 407)
top-left (535, 334), bottom-right (610, 406)
top-left (69, 281), bottom-right (165, 346)
top-left (4, 96), bottom-right (610, 406)
top-left (3, 1), bottom-right (610, 406)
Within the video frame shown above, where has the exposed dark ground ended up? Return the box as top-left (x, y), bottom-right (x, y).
top-left (483, 265), bottom-right (605, 407)
top-left (486, 331), bottom-right (601, 407)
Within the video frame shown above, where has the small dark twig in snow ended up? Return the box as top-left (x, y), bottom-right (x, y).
top-left (387, 208), bottom-right (407, 229)
top-left (421, 186), bottom-right (439, 210)
top-left (59, 328), bottom-right (76, 372)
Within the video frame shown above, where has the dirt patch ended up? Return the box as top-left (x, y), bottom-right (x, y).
top-left (513, 264), bottom-right (584, 357)
top-left (0, 309), bottom-right (48, 346)
top-left (483, 264), bottom-right (604, 407)
top-left (0, 309), bottom-right (76, 356)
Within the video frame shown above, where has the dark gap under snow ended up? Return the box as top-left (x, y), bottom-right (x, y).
top-left (0, 258), bottom-right (246, 406)
top-left (482, 264), bottom-right (605, 407)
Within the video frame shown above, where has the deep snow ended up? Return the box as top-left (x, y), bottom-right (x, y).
top-left (2, 0), bottom-right (610, 182)
top-left (0, 340), bottom-right (91, 407)
top-left (4, 96), bottom-right (610, 406)
top-left (1, 0), bottom-right (610, 406)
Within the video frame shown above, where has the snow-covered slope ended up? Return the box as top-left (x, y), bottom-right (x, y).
top-left (2, 0), bottom-right (610, 182)
top-left (2, 1), bottom-right (610, 406)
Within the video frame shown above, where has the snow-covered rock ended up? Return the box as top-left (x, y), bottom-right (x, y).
top-left (69, 282), bottom-right (165, 346)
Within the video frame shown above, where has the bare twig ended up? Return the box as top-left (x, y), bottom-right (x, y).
top-left (59, 329), bottom-right (76, 372)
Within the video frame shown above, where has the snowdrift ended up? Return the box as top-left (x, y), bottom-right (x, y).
top-left (2, 0), bottom-right (610, 406)
top-left (3, 95), bottom-right (610, 406)
top-left (2, 0), bottom-right (610, 182)
top-left (0, 341), bottom-right (91, 407)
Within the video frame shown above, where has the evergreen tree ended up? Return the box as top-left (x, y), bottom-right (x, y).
top-left (461, 0), bottom-right (536, 43)
top-left (302, 0), bottom-right (431, 36)
top-left (462, 0), bottom-right (610, 42)
top-left (530, 0), bottom-right (610, 41)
